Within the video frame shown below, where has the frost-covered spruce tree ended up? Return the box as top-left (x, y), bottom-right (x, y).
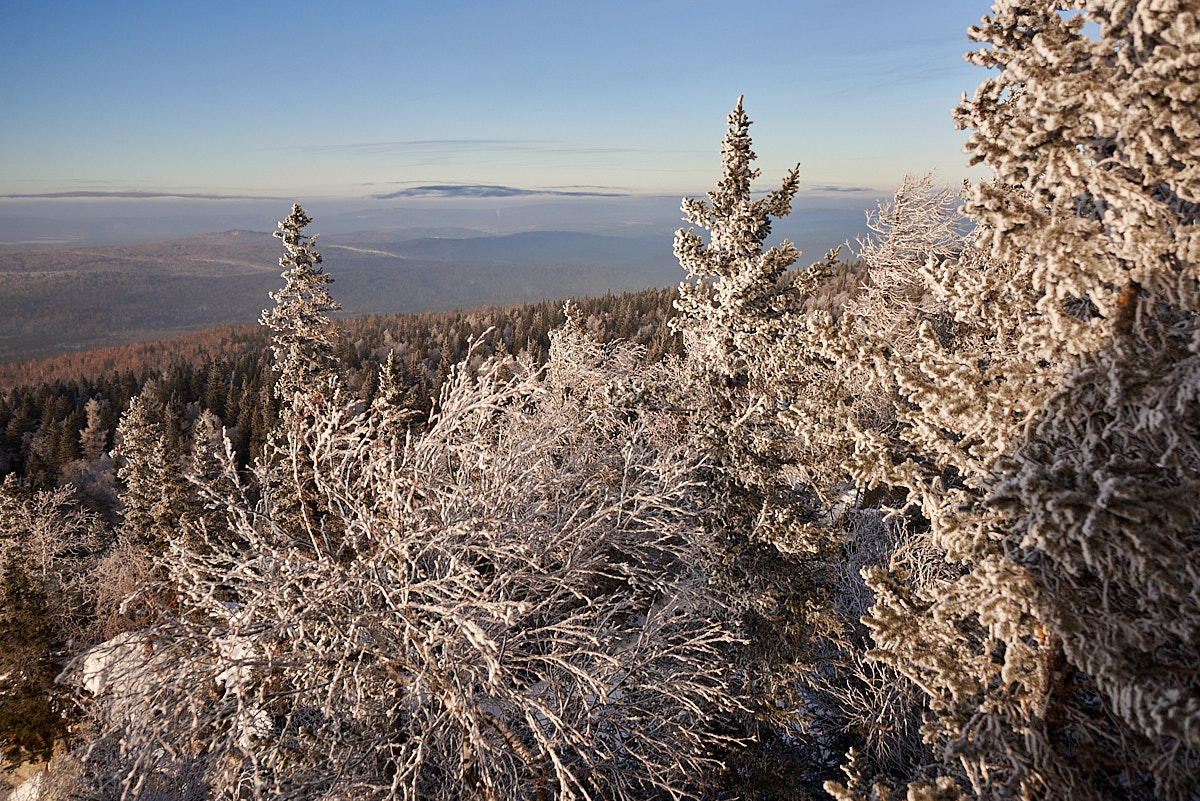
top-left (823, 3), bottom-right (1200, 799)
top-left (258, 205), bottom-right (343, 543)
top-left (261, 204), bottom-right (341, 410)
top-left (814, 185), bottom-right (1096, 801)
top-left (112, 393), bottom-right (190, 556)
top-left (957, 2), bottom-right (1200, 797)
top-left (673, 97), bottom-right (803, 515)
top-left (372, 350), bottom-right (406, 412)
top-left (671, 98), bottom-right (846, 794)
top-left (67, 330), bottom-right (737, 801)
top-left (371, 350), bottom-right (424, 442)
top-left (184, 410), bottom-right (238, 549)
top-left (671, 96), bottom-right (837, 556)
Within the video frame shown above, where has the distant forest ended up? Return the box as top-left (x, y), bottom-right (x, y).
top-left (0, 263), bottom-right (868, 498)
top-left (0, 288), bottom-right (682, 492)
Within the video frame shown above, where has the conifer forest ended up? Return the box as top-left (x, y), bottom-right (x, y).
top-left (2, 3), bottom-right (1199, 799)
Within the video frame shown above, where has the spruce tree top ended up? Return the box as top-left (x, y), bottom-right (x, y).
top-left (261, 204), bottom-right (341, 406)
top-left (672, 96), bottom-right (802, 380)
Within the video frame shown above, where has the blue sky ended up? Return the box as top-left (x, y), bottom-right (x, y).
top-left (1, 0), bottom-right (994, 202)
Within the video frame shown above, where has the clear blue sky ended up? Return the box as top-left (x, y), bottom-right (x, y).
top-left (1, 0), bottom-right (994, 201)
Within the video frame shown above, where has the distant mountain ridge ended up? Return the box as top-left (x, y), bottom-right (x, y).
top-left (0, 229), bottom-right (682, 364)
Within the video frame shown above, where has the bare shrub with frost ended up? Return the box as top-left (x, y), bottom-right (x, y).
top-left (1, 479), bottom-right (109, 768)
top-left (0, 479), bottom-right (108, 643)
top-left (786, 174), bottom-right (975, 495)
top-left (771, 176), bottom-right (980, 788)
top-left (65, 331), bottom-right (737, 801)
top-left (844, 173), bottom-right (965, 353)
top-left (88, 539), bottom-right (156, 641)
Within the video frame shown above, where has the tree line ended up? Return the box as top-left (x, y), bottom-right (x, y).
top-left (0, 286), bottom-right (684, 494)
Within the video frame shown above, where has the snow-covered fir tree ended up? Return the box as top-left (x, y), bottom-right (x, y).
top-left (184, 409), bottom-right (238, 549)
top-left (371, 349), bottom-right (422, 441)
top-left (672, 96), bottom-right (804, 513)
top-left (956, 2), bottom-right (1200, 797)
top-left (78, 398), bottom-right (109, 464)
top-left (671, 97), bottom-right (848, 794)
top-left (261, 204), bottom-right (341, 410)
top-left (111, 393), bottom-right (190, 556)
top-left (822, 2), bottom-right (1200, 799)
top-left (257, 205), bottom-right (347, 545)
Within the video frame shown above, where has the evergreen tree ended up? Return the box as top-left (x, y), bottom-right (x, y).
top-left (260, 204), bottom-right (341, 411)
top-left (670, 97), bottom-right (843, 794)
top-left (78, 397), bottom-right (109, 463)
top-left (823, 3), bottom-right (1200, 799)
top-left (670, 94), bottom-right (820, 550)
top-left (371, 349), bottom-right (418, 439)
top-left (358, 360), bottom-right (379, 407)
top-left (257, 205), bottom-right (344, 546)
top-left (956, 3), bottom-right (1200, 797)
top-left (112, 393), bottom-right (189, 555)
top-left (373, 350), bottom-right (406, 411)
top-left (404, 365), bottom-right (433, 423)
top-left (185, 410), bottom-right (237, 548)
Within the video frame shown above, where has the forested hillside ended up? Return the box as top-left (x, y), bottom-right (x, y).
top-left (0, 286), bottom-right (687, 493)
top-left (3, 3), bottom-right (1197, 800)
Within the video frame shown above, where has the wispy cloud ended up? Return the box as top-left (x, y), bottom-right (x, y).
top-left (374, 184), bottom-right (628, 199)
top-left (862, 62), bottom-right (971, 92)
top-left (302, 139), bottom-right (542, 156)
top-left (302, 138), bottom-right (648, 153)
top-left (0, 190), bottom-right (281, 200)
top-left (803, 184), bottom-right (878, 193)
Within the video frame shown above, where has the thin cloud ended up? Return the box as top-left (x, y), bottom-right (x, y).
top-left (302, 139), bottom-right (646, 158)
top-left (1, 190), bottom-right (281, 200)
top-left (862, 62), bottom-right (973, 92)
top-left (303, 139), bottom-right (546, 156)
top-left (374, 184), bottom-right (628, 199)
top-left (803, 185), bottom-right (878, 193)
